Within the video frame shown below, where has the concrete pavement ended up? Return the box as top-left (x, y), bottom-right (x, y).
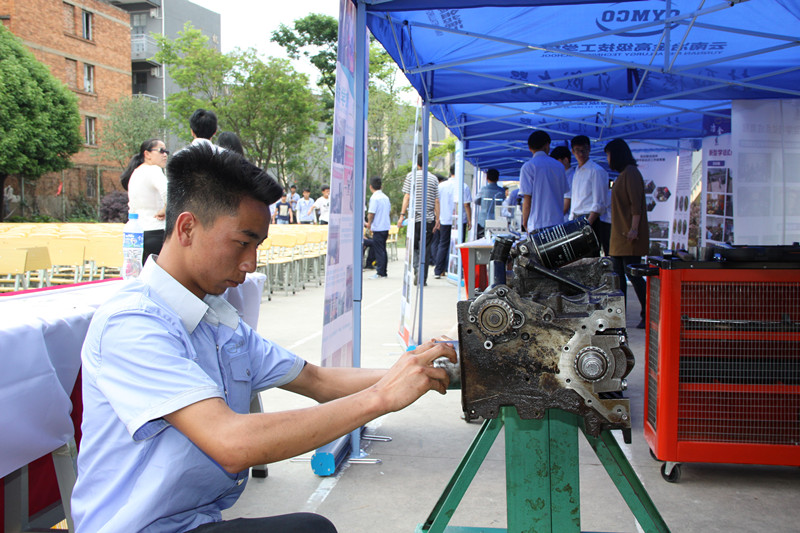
top-left (224, 256), bottom-right (800, 532)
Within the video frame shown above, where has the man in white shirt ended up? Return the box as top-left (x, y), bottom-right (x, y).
top-left (434, 164), bottom-right (472, 277)
top-left (310, 185), bottom-right (330, 225)
top-left (366, 177), bottom-right (391, 279)
top-left (568, 135), bottom-right (611, 255)
top-left (519, 131), bottom-right (570, 233)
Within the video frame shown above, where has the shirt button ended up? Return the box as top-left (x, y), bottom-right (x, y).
top-left (246, 369), bottom-right (251, 376)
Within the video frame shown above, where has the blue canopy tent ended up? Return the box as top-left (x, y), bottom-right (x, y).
top-left (364, 0), bottom-right (800, 173)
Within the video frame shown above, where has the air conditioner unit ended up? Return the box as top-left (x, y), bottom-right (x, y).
top-left (149, 8), bottom-right (159, 18)
top-left (150, 66), bottom-right (162, 78)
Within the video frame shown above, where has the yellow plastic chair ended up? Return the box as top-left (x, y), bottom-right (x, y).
top-left (0, 248), bottom-right (28, 292)
top-left (388, 225), bottom-right (399, 261)
top-left (48, 241), bottom-right (87, 284)
top-left (267, 233), bottom-right (297, 296)
top-left (84, 236), bottom-right (122, 280)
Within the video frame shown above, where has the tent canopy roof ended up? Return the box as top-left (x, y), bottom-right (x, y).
top-left (365, 0), bottom-right (800, 173)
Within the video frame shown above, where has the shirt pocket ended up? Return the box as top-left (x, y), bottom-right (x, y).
top-left (227, 349), bottom-right (253, 413)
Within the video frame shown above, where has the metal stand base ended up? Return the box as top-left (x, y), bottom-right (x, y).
top-left (417, 407), bottom-right (669, 533)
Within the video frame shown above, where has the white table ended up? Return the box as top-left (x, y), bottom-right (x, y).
top-left (0, 273), bottom-right (265, 530)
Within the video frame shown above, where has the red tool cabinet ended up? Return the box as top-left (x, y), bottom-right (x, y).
top-left (641, 253), bottom-right (800, 481)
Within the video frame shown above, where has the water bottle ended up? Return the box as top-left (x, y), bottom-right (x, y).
top-left (122, 213), bottom-right (144, 279)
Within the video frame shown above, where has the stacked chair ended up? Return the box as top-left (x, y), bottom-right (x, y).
top-left (0, 223), bottom-right (123, 292)
top-left (0, 222), bottom-right (332, 299)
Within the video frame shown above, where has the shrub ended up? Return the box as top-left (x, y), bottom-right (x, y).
top-left (99, 191), bottom-right (129, 222)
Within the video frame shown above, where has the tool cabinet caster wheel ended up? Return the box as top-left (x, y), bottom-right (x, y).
top-left (649, 448), bottom-right (658, 461)
top-left (660, 462), bottom-right (681, 483)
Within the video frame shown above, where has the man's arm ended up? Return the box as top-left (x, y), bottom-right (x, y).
top-left (397, 193), bottom-right (410, 226)
top-left (464, 202), bottom-right (472, 230)
top-left (366, 212), bottom-right (374, 230)
top-left (522, 195), bottom-right (531, 233)
top-left (433, 198), bottom-right (441, 232)
top-left (164, 341), bottom-right (455, 473)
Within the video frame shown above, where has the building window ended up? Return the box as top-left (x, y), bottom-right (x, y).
top-left (86, 169), bottom-right (97, 198)
top-left (131, 12), bottom-right (147, 34)
top-left (83, 64), bottom-right (94, 93)
top-left (63, 3), bottom-right (75, 34)
top-left (85, 117), bottom-right (97, 145)
top-left (82, 10), bottom-right (92, 40)
top-left (65, 58), bottom-right (78, 89)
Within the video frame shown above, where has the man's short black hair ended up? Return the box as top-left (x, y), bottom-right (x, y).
top-left (450, 163), bottom-right (455, 176)
top-left (189, 109), bottom-right (218, 140)
top-left (417, 152), bottom-right (424, 168)
top-left (321, 185), bottom-right (330, 192)
top-left (165, 144), bottom-right (282, 236)
top-left (290, 184), bottom-right (297, 190)
top-left (486, 168), bottom-right (500, 182)
top-left (370, 176), bottom-right (382, 190)
top-left (571, 135), bottom-right (591, 148)
top-left (550, 145), bottom-right (571, 161)
top-left (303, 188), bottom-right (311, 193)
top-left (527, 130), bottom-right (551, 151)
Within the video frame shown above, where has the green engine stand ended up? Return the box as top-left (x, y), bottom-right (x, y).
top-left (416, 406), bottom-right (669, 533)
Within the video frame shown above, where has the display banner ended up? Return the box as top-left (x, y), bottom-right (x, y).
top-left (321, 0), bottom-right (362, 367)
top-left (397, 106), bottom-right (421, 347)
top-left (446, 141), bottom-right (467, 282)
top-left (672, 140), bottom-right (694, 251)
top-left (700, 114), bottom-right (733, 246)
top-left (731, 99), bottom-right (800, 245)
top-left (629, 142), bottom-right (678, 256)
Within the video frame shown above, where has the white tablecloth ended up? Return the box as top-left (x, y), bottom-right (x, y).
top-left (0, 273), bottom-right (266, 479)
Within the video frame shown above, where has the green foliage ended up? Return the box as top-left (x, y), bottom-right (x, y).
top-left (226, 52), bottom-right (318, 177)
top-left (154, 25), bottom-right (319, 178)
top-left (0, 24), bottom-right (82, 178)
top-left (6, 213), bottom-right (57, 223)
top-left (429, 137), bottom-right (456, 164)
top-left (153, 23), bottom-right (234, 141)
top-left (271, 14), bottom-right (338, 97)
top-left (97, 95), bottom-right (172, 169)
top-left (67, 195), bottom-right (98, 222)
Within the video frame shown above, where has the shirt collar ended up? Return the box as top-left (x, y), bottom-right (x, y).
top-left (139, 260), bottom-right (240, 333)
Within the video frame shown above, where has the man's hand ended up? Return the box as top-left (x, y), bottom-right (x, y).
top-left (371, 340), bottom-right (457, 412)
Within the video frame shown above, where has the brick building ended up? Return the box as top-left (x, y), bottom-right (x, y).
top-left (0, 0), bottom-right (131, 219)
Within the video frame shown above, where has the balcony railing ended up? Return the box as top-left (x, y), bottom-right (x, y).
top-left (131, 34), bottom-right (160, 63)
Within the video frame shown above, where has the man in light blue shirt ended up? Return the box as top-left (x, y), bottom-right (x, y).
top-left (71, 145), bottom-right (456, 533)
top-left (296, 188), bottom-right (316, 224)
top-left (474, 168), bottom-right (505, 239)
top-left (288, 184), bottom-right (301, 223)
top-left (366, 177), bottom-right (391, 279)
top-left (519, 130), bottom-right (570, 232)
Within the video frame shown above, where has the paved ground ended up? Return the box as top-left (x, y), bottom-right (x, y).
top-left (224, 256), bottom-right (800, 532)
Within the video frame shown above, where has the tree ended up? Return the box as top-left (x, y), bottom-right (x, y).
top-left (271, 13), bottom-right (338, 127)
top-left (154, 26), bottom-right (319, 183)
top-left (271, 14), bottom-right (338, 96)
top-left (153, 23), bottom-right (234, 141)
top-left (225, 52), bottom-right (319, 180)
top-left (96, 95), bottom-right (172, 170)
top-left (0, 24), bottom-right (82, 219)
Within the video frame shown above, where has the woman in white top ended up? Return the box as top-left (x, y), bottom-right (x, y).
top-left (120, 139), bottom-right (169, 263)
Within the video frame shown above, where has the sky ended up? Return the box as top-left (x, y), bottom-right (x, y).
top-left (187, 0), bottom-right (341, 83)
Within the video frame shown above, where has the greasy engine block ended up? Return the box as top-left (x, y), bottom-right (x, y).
top-left (457, 223), bottom-right (635, 437)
